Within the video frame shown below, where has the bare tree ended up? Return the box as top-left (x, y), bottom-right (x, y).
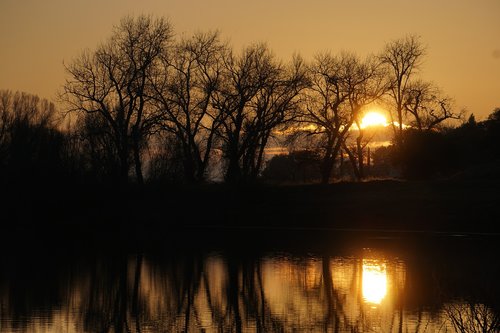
top-left (62, 15), bottom-right (173, 184)
top-left (342, 67), bottom-right (387, 181)
top-left (151, 31), bottom-right (227, 183)
top-left (381, 35), bottom-right (426, 145)
top-left (0, 90), bottom-right (15, 163)
top-left (298, 52), bottom-right (386, 184)
top-left (403, 80), bottom-right (462, 131)
top-left (240, 55), bottom-right (308, 181)
top-left (212, 44), bottom-right (306, 184)
top-left (0, 90), bottom-right (56, 133)
top-left (71, 112), bottom-right (121, 181)
top-left (342, 135), bottom-right (372, 181)
top-left (0, 90), bottom-right (61, 182)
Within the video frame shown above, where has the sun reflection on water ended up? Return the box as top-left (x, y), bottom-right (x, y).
top-left (362, 259), bottom-right (387, 305)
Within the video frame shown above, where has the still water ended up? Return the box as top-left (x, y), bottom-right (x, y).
top-left (1, 231), bottom-right (499, 332)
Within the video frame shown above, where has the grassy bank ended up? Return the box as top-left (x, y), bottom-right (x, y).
top-left (3, 178), bottom-right (500, 240)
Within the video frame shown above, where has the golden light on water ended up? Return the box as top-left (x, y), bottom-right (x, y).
top-left (362, 259), bottom-right (387, 304)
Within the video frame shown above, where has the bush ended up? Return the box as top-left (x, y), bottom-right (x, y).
top-left (396, 130), bottom-right (458, 179)
top-left (261, 150), bottom-right (321, 183)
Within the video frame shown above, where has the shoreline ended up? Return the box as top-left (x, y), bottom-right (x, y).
top-left (2, 178), bottom-right (500, 249)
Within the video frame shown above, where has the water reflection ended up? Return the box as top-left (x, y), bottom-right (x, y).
top-left (1, 239), bottom-right (500, 333)
top-left (362, 259), bottom-right (387, 304)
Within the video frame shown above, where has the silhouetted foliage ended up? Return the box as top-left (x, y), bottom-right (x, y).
top-left (261, 150), bottom-right (321, 183)
top-left (484, 108), bottom-right (500, 160)
top-left (440, 108), bottom-right (500, 175)
top-left (0, 90), bottom-right (67, 185)
top-left (146, 133), bottom-right (186, 184)
top-left (365, 107), bottom-right (500, 181)
top-left (370, 145), bottom-right (397, 177)
top-left (68, 112), bottom-right (125, 183)
top-left (394, 129), bottom-right (458, 179)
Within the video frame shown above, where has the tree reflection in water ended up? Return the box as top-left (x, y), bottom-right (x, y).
top-left (445, 302), bottom-right (500, 333)
top-left (0, 246), bottom-right (499, 333)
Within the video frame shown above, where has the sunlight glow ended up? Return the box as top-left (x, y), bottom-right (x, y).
top-left (362, 260), bottom-right (387, 304)
top-left (360, 111), bottom-right (388, 129)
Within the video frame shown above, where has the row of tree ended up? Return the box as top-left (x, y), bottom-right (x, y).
top-left (61, 15), bottom-right (310, 185)
top-left (263, 111), bottom-right (500, 182)
top-left (0, 15), bottom-right (482, 186)
top-left (0, 91), bottom-right (65, 184)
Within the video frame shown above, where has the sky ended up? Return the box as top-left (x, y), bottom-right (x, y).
top-left (1, 0), bottom-right (499, 119)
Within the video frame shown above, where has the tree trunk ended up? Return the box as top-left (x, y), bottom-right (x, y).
top-left (342, 142), bottom-right (362, 181)
top-left (119, 145), bottom-right (129, 185)
top-left (356, 136), bottom-right (364, 179)
top-left (182, 144), bottom-right (196, 184)
top-left (133, 147), bottom-right (144, 185)
top-left (226, 154), bottom-right (241, 185)
top-left (321, 137), bottom-right (337, 184)
top-left (339, 148), bottom-right (344, 179)
top-left (225, 114), bottom-right (243, 185)
top-left (367, 147), bottom-right (371, 176)
top-left (321, 154), bottom-right (335, 184)
top-left (251, 132), bottom-right (270, 181)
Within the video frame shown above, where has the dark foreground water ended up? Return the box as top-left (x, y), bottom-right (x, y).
top-left (1, 230), bottom-right (500, 333)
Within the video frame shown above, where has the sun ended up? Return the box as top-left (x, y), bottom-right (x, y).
top-left (360, 111), bottom-right (388, 129)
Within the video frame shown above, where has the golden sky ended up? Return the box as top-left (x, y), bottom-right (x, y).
top-left (1, 0), bottom-right (499, 118)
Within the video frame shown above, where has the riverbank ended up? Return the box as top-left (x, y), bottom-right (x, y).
top-left (3, 177), bottom-right (500, 240)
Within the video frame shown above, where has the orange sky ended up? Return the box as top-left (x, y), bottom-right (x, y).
top-left (1, 0), bottom-right (499, 119)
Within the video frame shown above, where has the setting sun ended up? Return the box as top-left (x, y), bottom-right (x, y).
top-left (360, 111), bottom-right (388, 129)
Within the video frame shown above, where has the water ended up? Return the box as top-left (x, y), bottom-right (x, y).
top-left (1, 231), bottom-right (499, 332)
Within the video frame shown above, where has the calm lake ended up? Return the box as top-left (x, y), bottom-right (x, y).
top-left (1, 230), bottom-right (499, 332)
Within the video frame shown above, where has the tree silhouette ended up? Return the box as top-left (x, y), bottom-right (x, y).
top-left (298, 52), bottom-right (386, 183)
top-left (0, 14), bottom-right (481, 185)
top-left (212, 44), bottom-right (307, 184)
top-left (151, 31), bottom-right (227, 184)
top-left (483, 108), bottom-right (500, 161)
top-left (403, 80), bottom-right (462, 131)
top-left (0, 90), bottom-right (64, 185)
top-left (62, 15), bottom-right (173, 184)
top-left (71, 112), bottom-right (123, 182)
top-left (381, 35), bottom-right (425, 146)
top-left (262, 150), bottom-right (322, 183)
